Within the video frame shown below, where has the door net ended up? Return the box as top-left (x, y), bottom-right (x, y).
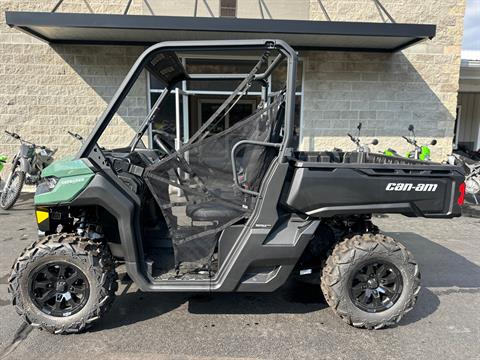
top-left (144, 93), bottom-right (284, 266)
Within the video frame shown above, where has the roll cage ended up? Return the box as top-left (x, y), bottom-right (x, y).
top-left (77, 39), bottom-right (298, 165)
top-left (71, 39), bottom-right (301, 288)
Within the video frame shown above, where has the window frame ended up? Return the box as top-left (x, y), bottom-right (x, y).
top-left (147, 54), bottom-right (304, 148)
top-left (219, 0), bottom-right (238, 18)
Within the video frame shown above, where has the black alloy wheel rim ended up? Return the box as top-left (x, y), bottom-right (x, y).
top-left (30, 262), bottom-right (90, 317)
top-left (349, 260), bottom-right (403, 313)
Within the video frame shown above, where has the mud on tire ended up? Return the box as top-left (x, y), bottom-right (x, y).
top-left (320, 233), bottom-right (420, 329)
top-left (8, 234), bottom-right (118, 334)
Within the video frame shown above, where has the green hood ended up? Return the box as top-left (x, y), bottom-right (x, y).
top-left (41, 157), bottom-right (92, 178)
top-left (35, 158), bottom-right (95, 205)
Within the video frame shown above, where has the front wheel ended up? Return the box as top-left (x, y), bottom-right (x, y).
top-left (9, 234), bottom-right (118, 334)
top-left (0, 162), bottom-right (25, 210)
top-left (321, 233), bottom-right (420, 329)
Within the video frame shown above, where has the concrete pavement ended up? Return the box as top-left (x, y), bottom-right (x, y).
top-left (0, 195), bottom-right (479, 360)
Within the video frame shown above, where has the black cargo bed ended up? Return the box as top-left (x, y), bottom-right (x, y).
top-left (285, 151), bottom-right (464, 218)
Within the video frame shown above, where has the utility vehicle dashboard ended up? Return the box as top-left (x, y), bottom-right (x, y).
top-left (101, 148), bottom-right (163, 194)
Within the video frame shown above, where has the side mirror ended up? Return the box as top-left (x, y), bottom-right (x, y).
top-left (408, 124), bottom-right (414, 132)
top-left (371, 139), bottom-right (379, 145)
top-left (431, 139), bottom-right (437, 146)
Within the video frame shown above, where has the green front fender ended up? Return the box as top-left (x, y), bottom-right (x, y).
top-left (406, 147), bottom-right (431, 161)
top-left (34, 158), bottom-right (95, 205)
top-left (419, 146), bottom-right (431, 161)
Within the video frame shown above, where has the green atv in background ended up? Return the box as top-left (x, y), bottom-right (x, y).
top-left (384, 124), bottom-right (437, 161)
top-left (7, 40), bottom-right (464, 334)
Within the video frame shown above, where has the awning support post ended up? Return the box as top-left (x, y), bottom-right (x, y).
top-left (51, 0), bottom-right (64, 13)
top-left (143, 0), bottom-right (155, 15)
top-left (51, 0), bottom-right (93, 14)
top-left (82, 0), bottom-right (94, 14)
top-left (372, 0), bottom-right (395, 23)
top-left (316, 0), bottom-right (331, 21)
top-left (123, 0), bottom-right (133, 15)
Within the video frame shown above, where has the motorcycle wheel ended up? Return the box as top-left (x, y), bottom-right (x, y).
top-left (0, 165), bottom-right (25, 210)
top-left (466, 177), bottom-right (480, 195)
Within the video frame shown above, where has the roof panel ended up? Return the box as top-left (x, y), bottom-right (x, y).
top-left (6, 11), bottom-right (436, 52)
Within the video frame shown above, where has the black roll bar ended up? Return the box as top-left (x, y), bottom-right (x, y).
top-left (77, 39), bottom-right (297, 164)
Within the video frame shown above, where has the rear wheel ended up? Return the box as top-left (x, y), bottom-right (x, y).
top-left (465, 176), bottom-right (480, 195)
top-left (321, 233), bottom-right (420, 329)
top-left (0, 163), bottom-right (25, 210)
top-left (9, 234), bottom-right (118, 334)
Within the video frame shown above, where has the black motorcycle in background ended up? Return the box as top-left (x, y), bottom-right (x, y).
top-left (0, 131), bottom-right (56, 210)
top-left (454, 145), bottom-right (480, 161)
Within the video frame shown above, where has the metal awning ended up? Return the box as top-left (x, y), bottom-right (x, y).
top-left (5, 11), bottom-right (436, 52)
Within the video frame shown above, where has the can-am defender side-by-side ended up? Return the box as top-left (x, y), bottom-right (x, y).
top-left (8, 40), bottom-right (465, 334)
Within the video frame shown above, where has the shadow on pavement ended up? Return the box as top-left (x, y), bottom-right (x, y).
top-left (93, 231), bottom-right (479, 332)
top-left (389, 232), bottom-right (480, 288)
top-left (93, 280), bottom-right (327, 332)
top-left (388, 231), bottom-right (480, 326)
top-left (400, 287), bottom-right (440, 326)
top-left (188, 280), bottom-right (328, 315)
top-left (0, 193), bottom-right (35, 213)
top-left (92, 291), bottom-right (188, 332)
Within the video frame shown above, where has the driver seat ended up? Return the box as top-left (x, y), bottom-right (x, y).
top-left (185, 95), bottom-right (285, 223)
top-left (186, 201), bottom-right (243, 222)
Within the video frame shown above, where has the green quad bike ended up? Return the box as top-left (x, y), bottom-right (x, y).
top-left (384, 124), bottom-right (437, 161)
top-left (8, 40), bottom-right (465, 334)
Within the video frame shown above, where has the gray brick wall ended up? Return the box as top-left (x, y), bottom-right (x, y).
top-left (0, 0), bottom-right (466, 167)
top-left (147, 0), bottom-right (309, 20)
top-left (0, 1), bottom-right (146, 168)
top-left (304, 0), bottom-right (466, 161)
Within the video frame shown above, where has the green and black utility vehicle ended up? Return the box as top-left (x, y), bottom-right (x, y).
top-left (8, 40), bottom-right (465, 334)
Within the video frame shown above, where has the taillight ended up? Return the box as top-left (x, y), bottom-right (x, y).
top-left (457, 182), bottom-right (466, 206)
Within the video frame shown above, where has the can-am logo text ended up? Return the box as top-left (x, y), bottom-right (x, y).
top-left (385, 183), bottom-right (438, 192)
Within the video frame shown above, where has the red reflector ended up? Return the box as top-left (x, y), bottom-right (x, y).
top-left (458, 182), bottom-right (466, 206)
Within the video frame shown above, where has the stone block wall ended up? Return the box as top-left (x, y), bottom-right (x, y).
top-left (0, 0), bottom-right (467, 170)
top-left (147, 0), bottom-right (310, 20)
top-left (303, 0), bottom-right (466, 161)
top-left (0, 0), bottom-right (146, 172)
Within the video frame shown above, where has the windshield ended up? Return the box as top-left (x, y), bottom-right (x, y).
top-left (97, 51), bottom-right (188, 151)
top-left (97, 72), bottom-right (147, 150)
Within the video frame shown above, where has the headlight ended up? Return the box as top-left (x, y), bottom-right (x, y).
top-left (35, 177), bottom-right (58, 195)
top-left (45, 177), bottom-right (58, 190)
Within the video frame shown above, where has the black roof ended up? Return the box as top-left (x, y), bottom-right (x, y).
top-left (6, 11), bottom-right (436, 52)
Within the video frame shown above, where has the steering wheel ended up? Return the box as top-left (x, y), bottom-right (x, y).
top-left (152, 130), bottom-right (176, 155)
